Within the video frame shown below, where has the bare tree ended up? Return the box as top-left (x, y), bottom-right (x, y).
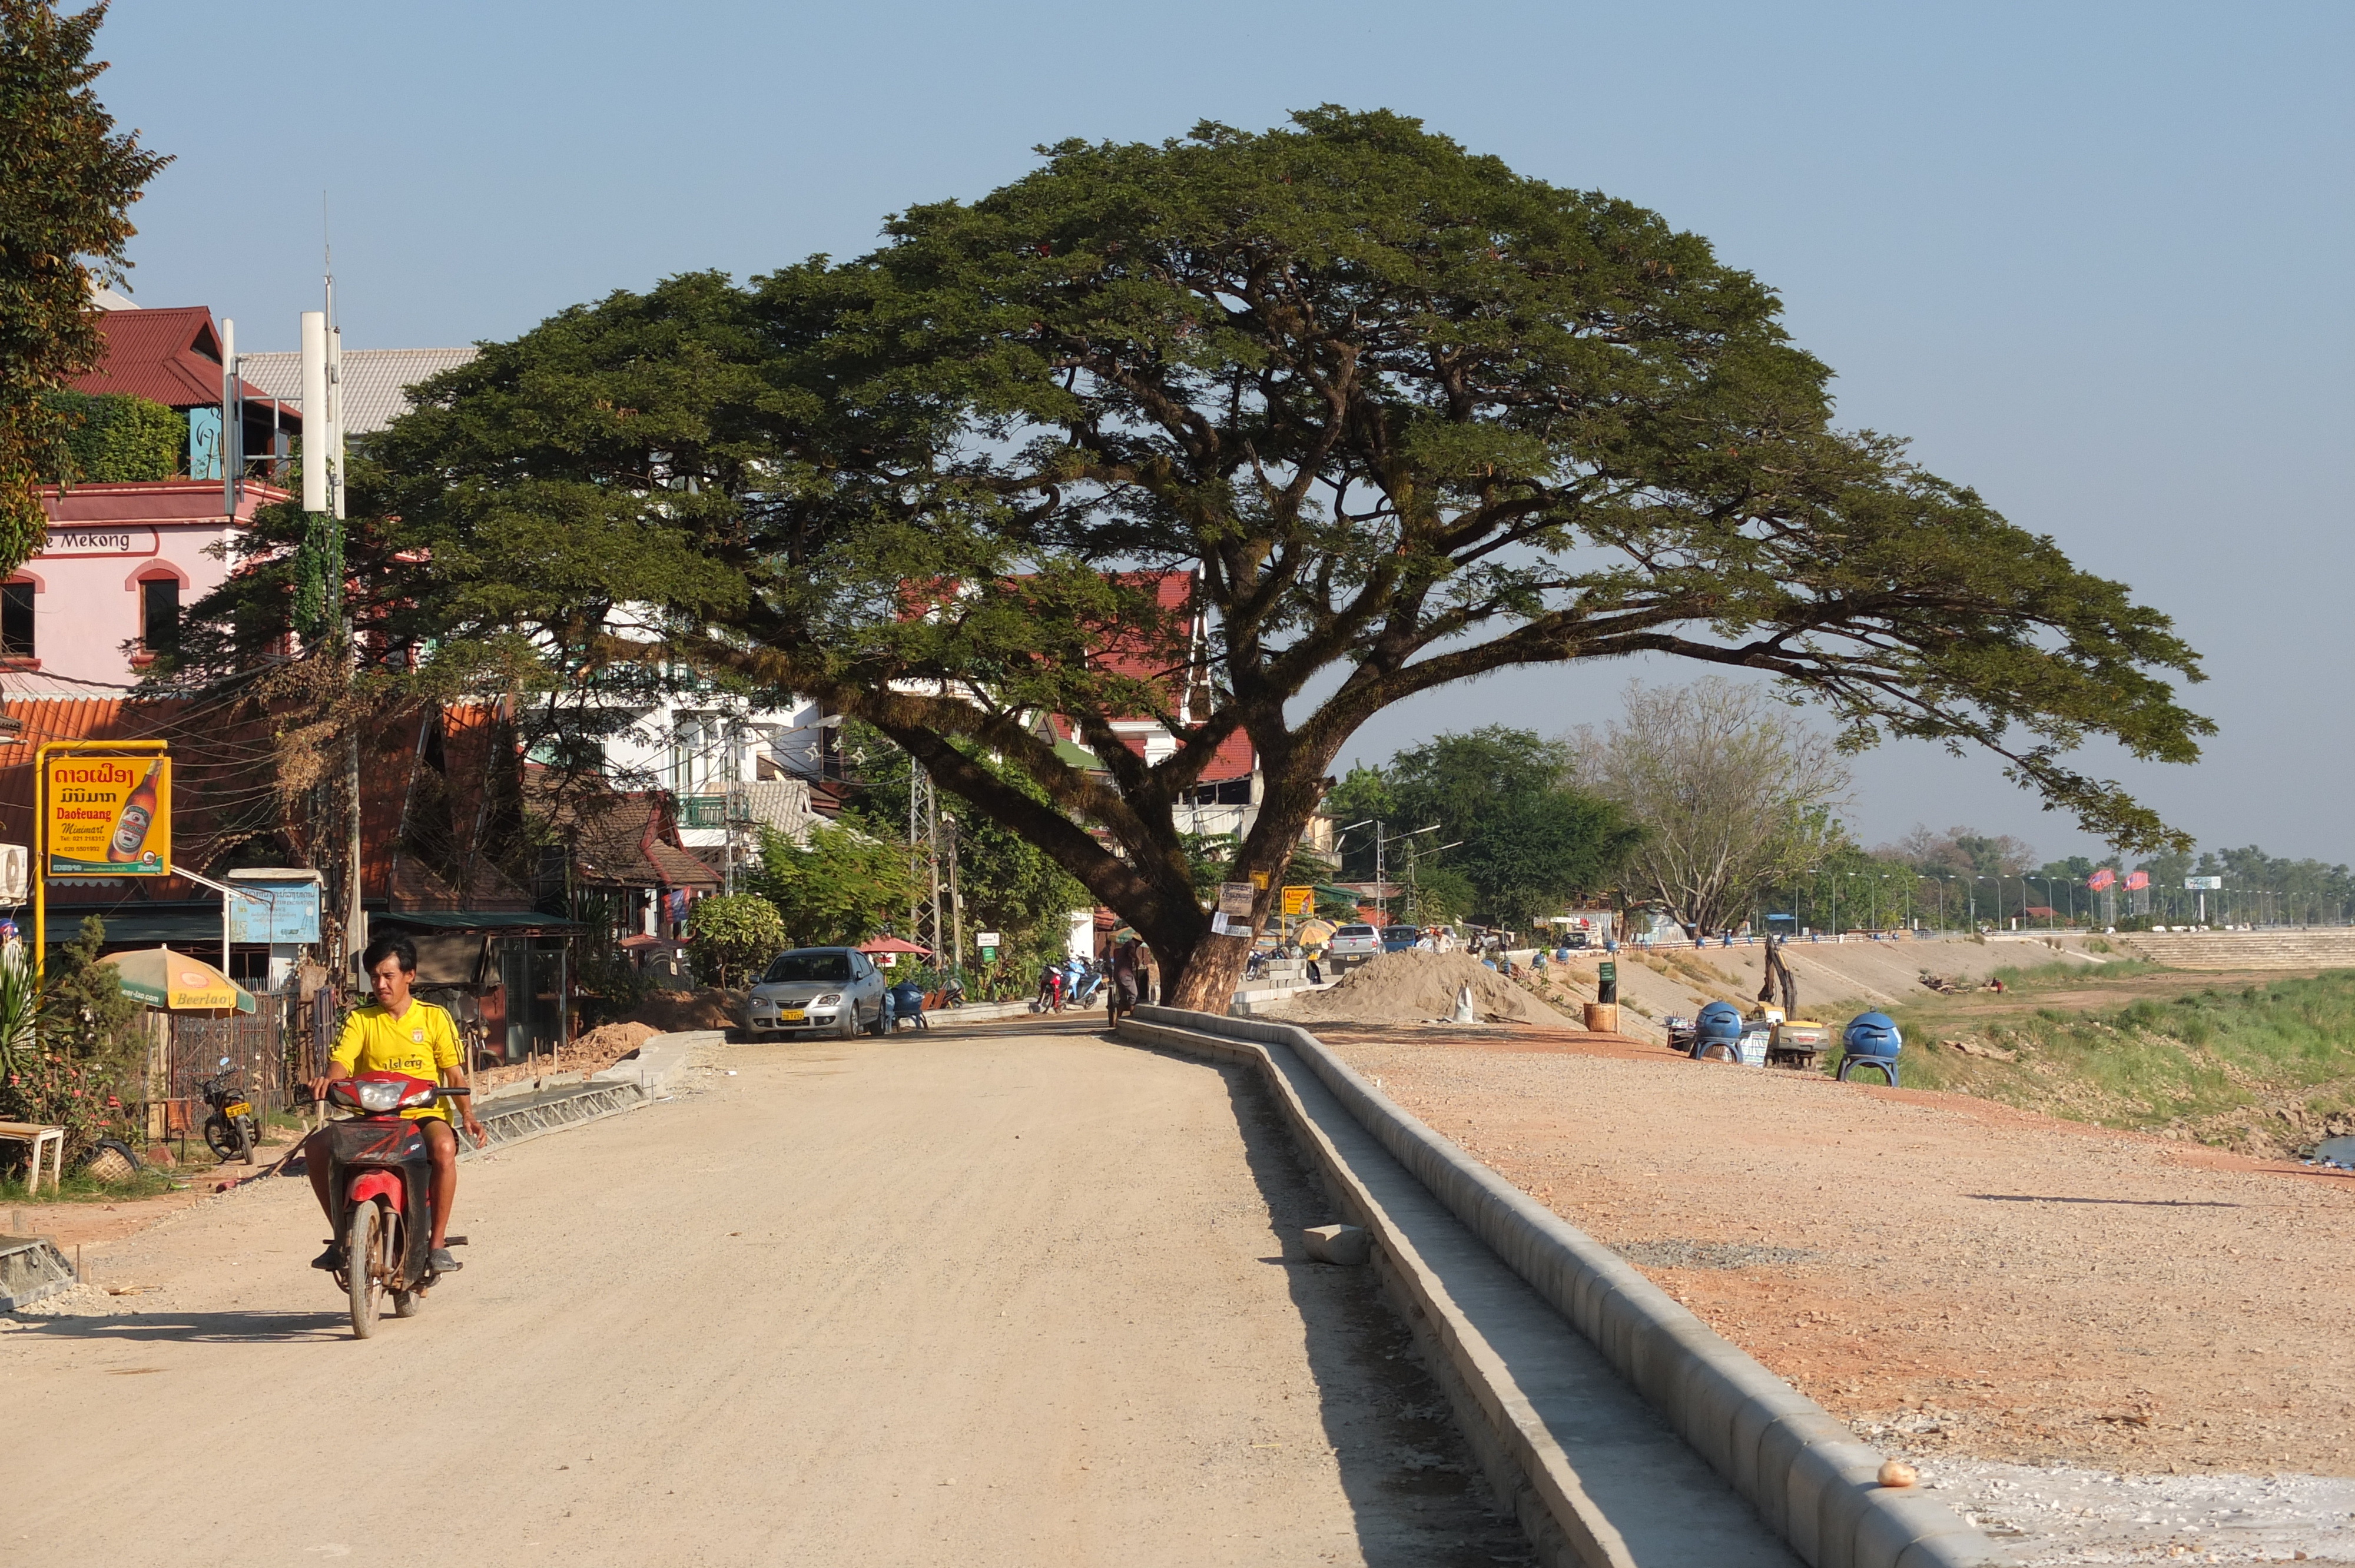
top-left (1570, 679), bottom-right (1850, 937)
top-left (1882, 824), bottom-right (2036, 879)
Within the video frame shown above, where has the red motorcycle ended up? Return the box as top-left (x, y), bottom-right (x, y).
top-left (319, 1071), bottom-right (469, 1338)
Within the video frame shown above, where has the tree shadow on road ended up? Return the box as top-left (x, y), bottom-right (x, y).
top-left (1135, 1039), bottom-right (1536, 1567)
top-left (8, 1308), bottom-right (349, 1344)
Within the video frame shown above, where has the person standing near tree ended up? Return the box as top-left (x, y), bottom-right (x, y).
top-left (1108, 935), bottom-right (1142, 1024)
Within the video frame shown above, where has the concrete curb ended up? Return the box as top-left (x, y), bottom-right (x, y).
top-left (589, 1030), bottom-right (709, 1096)
top-left (1127, 1005), bottom-right (1999, 1568)
top-left (0, 1234), bottom-right (77, 1311)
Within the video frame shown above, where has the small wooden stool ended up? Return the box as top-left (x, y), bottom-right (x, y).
top-left (0, 1121), bottom-right (66, 1196)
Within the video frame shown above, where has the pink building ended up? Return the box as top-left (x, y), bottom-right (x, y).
top-left (10, 301), bottom-right (295, 689)
top-left (10, 478), bottom-right (287, 687)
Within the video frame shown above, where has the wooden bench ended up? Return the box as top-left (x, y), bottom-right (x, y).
top-left (0, 1121), bottom-right (65, 1197)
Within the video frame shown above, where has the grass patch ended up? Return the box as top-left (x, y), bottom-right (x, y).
top-left (0, 1167), bottom-right (180, 1205)
top-left (1855, 968), bottom-right (2355, 1147)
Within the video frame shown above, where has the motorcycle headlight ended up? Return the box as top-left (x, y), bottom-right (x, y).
top-left (813, 992), bottom-right (842, 1006)
top-left (355, 1079), bottom-right (404, 1112)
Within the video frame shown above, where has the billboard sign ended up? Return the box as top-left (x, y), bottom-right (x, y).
top-left (227, 881), bottom-right (322, 944)
top-left (46, 755), bottom-right (170, 876)
top-left (1216, 882), bottom-right (1256, 918)
top-left (1281, 885), bottom-right (1314, 916)
top-left (2184, 875), bottom-right (2223, 891)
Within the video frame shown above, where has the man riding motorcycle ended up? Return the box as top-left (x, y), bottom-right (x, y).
top-left (304, 934), bottom-right (488, 1275)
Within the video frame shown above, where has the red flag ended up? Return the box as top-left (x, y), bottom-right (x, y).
top-left (2087, 868), bottom-right (2116, 891)
top-left (2125, 871), bottom-right (2150, 891)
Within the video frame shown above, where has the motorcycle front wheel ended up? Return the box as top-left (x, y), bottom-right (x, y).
top-left (346, 1201), bottom-right (387, 1339)
top-left (392, 1289), bottom-right (422, 1318)
top-left (204, 1115), bottom-right (244, 1162)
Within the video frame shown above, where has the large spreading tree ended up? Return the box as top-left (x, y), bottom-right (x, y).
top-left (184, 108), bottom-right (2209, 1010)
top-left (0, 0), bottom-right (168, 573)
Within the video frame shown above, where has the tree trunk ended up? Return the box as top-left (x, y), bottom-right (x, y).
top-left (1167, 932), bottom-right (1249, 1012)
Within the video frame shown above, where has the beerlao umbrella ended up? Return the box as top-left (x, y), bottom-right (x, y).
top-left (98, 946), bottom-right (257, 1015)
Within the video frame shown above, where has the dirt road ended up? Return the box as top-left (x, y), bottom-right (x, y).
top-left (5, 1024), bottom-right (1528, 1567)
top-left (1315, 1024), bottom-right (2355, 1481)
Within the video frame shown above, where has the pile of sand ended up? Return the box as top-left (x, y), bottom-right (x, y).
top-left (1277, 949), bottom-right (1575, 1027)
top-left (574, 1019), bottom-right (659, 1059)
top-left (626, 988), bottom-right (744, 1032)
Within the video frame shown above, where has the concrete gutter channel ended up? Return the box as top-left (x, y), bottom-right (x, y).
top-left (1119, 1005), bottom-right (1998, 1568)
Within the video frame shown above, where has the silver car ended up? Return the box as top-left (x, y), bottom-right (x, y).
top-left (746, 947), bottom-right (888, 1039)
top-left (1326, 923), bottom-right (1382, 959)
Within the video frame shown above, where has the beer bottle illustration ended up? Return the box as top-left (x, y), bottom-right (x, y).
top-left (106, 759), bottom-right (162, 863)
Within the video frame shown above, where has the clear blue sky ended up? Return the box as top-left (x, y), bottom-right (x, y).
top-left (95, 1), bottom-right (2353, 866)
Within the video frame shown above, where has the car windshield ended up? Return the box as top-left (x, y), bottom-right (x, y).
top-left (764, 952), bottom-right (851, 984)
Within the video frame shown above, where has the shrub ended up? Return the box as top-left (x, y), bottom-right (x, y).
top-left (46, 390), bottom-right (185, 482)
top-left (685, 893), bottom-right (788, 989)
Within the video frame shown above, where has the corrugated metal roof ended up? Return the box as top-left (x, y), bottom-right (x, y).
top-left (238, 347), bottom-right (477, 436)
top-left (70, 305), bottom-right (280, 411)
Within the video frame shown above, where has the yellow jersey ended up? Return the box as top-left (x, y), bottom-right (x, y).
top-left (332, 1000), bottom-right (463, 1121)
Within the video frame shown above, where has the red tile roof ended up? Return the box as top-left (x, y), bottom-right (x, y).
top-left (69, 305), bottom-right (286, 413)
top-left (1043, 711), bottom-right (1256, 783)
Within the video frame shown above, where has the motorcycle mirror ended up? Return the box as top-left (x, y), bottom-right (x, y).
top-left (218, 1056), bottom-right (232, 1068)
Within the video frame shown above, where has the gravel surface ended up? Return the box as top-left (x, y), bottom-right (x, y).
top-left (1275, 948), bottom-right (1576, 1026)
top-left (1317, 1024), bottom-right (2355, 1562)
top-left (4, 1021), bottom-right (1530, 1567)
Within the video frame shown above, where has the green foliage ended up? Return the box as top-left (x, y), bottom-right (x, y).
top-left (834, 721), bottom-right (1090, 969)
top-left (216, 107), bottom-right (2208, 1000)
top-left (684, 892), bottom-right (788, 989)
top-left (744, 823), bottom-right (923, 951)
top-left (0, 947), bottom-right (32, 1079)
top-left (1409, 865), bottom-right (1475, 926)
top-left (1, 919), bottom-right (141, 1161)
top-left (1879, 968), bottom-right (2355, 1140)
top-left (41, 915), bottom-right (142, 1078)
top-left (42, 388), bottom-right (184, 481)
top-left (1364, 727), bottom-right (1641, 931)
top-left (0, 1), bottom-right (171, 573)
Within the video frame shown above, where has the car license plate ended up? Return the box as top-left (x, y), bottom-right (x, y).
top-left (778, 1009), bottom-right (805, 1024)
top-left (224, 1101), bottom-right (252, 1118)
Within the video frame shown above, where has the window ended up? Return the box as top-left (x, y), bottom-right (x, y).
top-left (0, 581), bottom-right (30, 658)
top-left (140, 576), bottom-right (180, 653)
top-left (762, 952), bottom-right (850, 985)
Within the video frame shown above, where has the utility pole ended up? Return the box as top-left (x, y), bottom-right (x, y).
top-left (943, 815), bottom-right (963, 976)
top-left (303, 248), bottom-right (357, 974)
top-left (906, 758), bottom-right (944, 961)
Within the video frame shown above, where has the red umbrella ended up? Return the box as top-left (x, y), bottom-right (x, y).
top-left (857, 936), bottom-right (932, 958)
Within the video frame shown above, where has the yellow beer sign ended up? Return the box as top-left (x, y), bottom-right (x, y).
top-left (1281, 885), bottom-right (1315, 916)
top-left (47, 754), bottom-right (171, 876)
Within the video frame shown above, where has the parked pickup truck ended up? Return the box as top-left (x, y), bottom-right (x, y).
top-left (1325, 923), bottom-right (1383, 960)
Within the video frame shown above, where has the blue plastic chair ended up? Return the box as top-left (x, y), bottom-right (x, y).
top-left (1837, 1011), bottom-right (1902, 1085)
top-left (1691, 1001), bottom-right (1746, 1062)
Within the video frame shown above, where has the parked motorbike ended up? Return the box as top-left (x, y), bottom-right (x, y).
top-left (317, 1071), bottom-right (470, 1338)
top-left (1069, 964), bottom-right (1104, 1006)
top-left (198, 1056), bottom-right (260, 1165)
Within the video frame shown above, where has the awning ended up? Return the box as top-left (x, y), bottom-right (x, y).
top-left (41, 906), bottom-right (223, 947)
top-left (374, 909), bottom-right (576, 931)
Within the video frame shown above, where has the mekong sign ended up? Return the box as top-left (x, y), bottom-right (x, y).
top-left (46, 753), bottom-right (171, 875)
